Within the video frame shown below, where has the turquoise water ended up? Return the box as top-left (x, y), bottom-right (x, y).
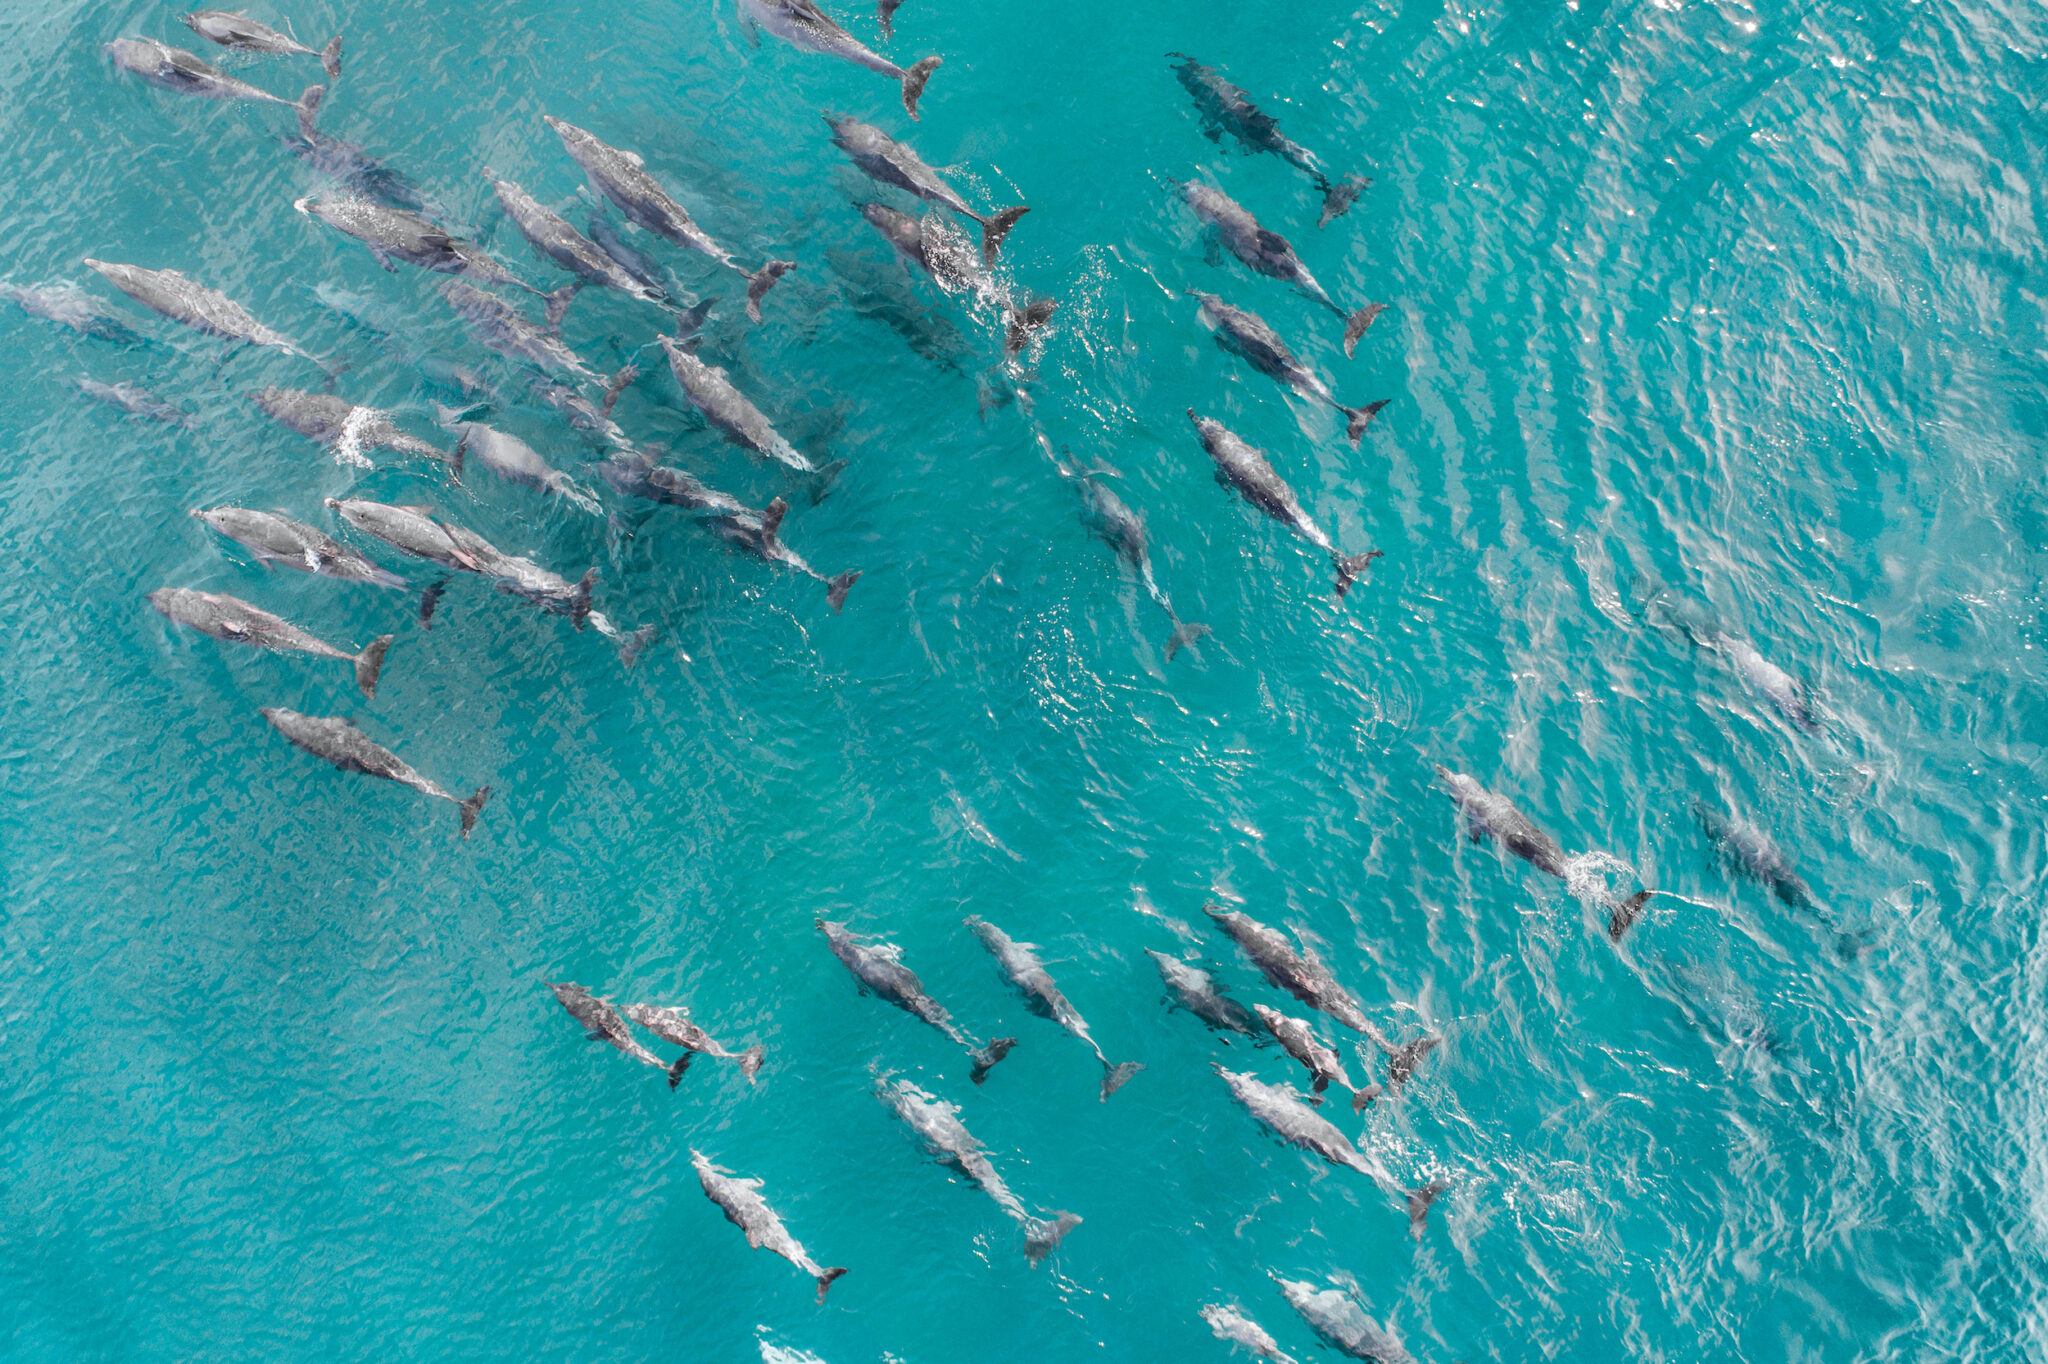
top-left (3, 0), bottom-right (2045, 1359)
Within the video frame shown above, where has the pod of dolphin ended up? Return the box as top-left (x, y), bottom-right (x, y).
top-left (12, 7), bottom-right (1839, 1359)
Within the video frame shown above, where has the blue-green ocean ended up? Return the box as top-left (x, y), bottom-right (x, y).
top-left (4, 0), bottom-right (2045, 1359)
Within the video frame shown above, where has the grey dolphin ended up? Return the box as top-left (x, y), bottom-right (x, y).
top-left (818, 920), bottom-right (1014, 1081)
top-left (83, 258), bottom-right (331, 374)
top-left (1214, 1065), bottom-right (1373, 1174)
top-left (438, 280), bottom-right (604, 383)
top-left (71, 378), bottom-right (191, 427)
top-left (877, 1075), bottom-right (1080, 1262)
top-left (547, 982), bottom-right (667, 1071)
top-left (1433, 766), bottom-right (1569, 878)
top-left (105, 37), bottom-right (325, 118)
top-left (251, 387), bottom-right (448, 468)
top-left (691, 1152), bottom-right (846, 1300)
top-left (964, 916), bottom-right (1143, 1100)
top-left (1713, 632), bottom-right (1820, 733)
top-left (1194, 292), bottom-right (1387, 445)
top-left (432, 403), bottom-right (600, 512)
top-left (1252, 1004), bottom-right (1373, 1111)
top-left (484, 169), bottom-right (672, 313)
top-left (1168, 54), bottom-right (1367, 227)
top-left (826, 114), bottom-right (1026, 262)
top-left (261, 707), bottom-right (489, 836)
top-left (1204, 904), bottom-right (1371, 1033)
top-left (656, 335), bottom-right (843, 488)
top-left (857, 202), bottom-right (1055, 358)
top-left (1187, 410), bottom-right (1381, 596)
top-left (1047, 441), bottom-right (1207, 660)
top-left (1274, 1280), bottom-right (1413, 1364)
top-left (1147, 950), bottom-right (1264, 1038)
top-left (1177, 182), bottom-right (1378, 356)
top-left (296, 197), bottom-right (556, 307)
top-left (5, 283), bottom-right (150, 344)
top-left (284, 102), bottom-right (433, 213)
top-left (544, 116), bottom-right (795, 321)
top-left (706, 497), bottom-right (862, 612)
top-left (1692, 802), bottom-right (1813, 909)
top-left (622, 1003), bottom-right (766, 1087)
top-left (1201, 1304), bottom-right (1300, 1364)
top-left (739, 0), bottom-right (941, 120)
top-left (194, 506), bottom-right (405, 588)
top-left (182, 11), bottom-right (342, 77)
top-left (148, 587), bottom-right (390, 698)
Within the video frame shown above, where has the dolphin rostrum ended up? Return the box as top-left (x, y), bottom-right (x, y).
top-left (1177, 182), bottom-right (1378, 356)
top-left (691, 1153), bottom-right (846, 1300)
top-left (1214, 1066), bottom-right (1373, 1174)
top-left (261, 707), bottom-right (490, 836)
top-left (657, 336), bottom-right (844, 489)
top-left (547, 982), bottom-right (667, 1072)
top-left (72, 378), bottom-right (191, 427)
top-left (1275, 1279), bottom-right (1414, 1364)
top-left (83, 258), bottom-right (330, 374)
top-left (964, 916), bottom-right (1143, 1100)
top-left (818, 920), bottom-right (1013, 1080)
top-left (1168, 54), bottom-right (1367, 227)
top-left (1205, 904), bottom-right (1371, 1033)
top-left (1188, 410), bottom-right (1381, 596)
top-left (1692, 802), bottom-right (1813, 909)
top-left (1194, 292), bottom-right (1388, 445)
top-left (182, 11), bottom-right (342, 77)
top-left (251, 387), bottom-right (448, 469)
top-left (1253, 1004), bottom-right (1373, 1111)
top-left (1045, 440), bottom-right (1208, 660)
top-left (827, 114), bottom-right (1026, 262)
top-left (484, 169), bottom-right (673, 313)
top-left (194, 507), bottom-right (405, 588)
top-left (432, 404), bottom-right (600, 512)
top-left (622, 1003), bottom-right (766, 1087)
top-left (877, 1075), bottom-right (1080, 1261)
top-left (4, 283), bottom-right (150, 344)
top-left (1148, 950), bottom-right (1264, 1038)
top-left (1201, 1304), bottom-right (1300, 1364)
top-left (104, 37), bottom-right (325, 119)
top-left (740, 0), bottom-right (941, 120)
top-left (148, 588), bottom-right (391, 698)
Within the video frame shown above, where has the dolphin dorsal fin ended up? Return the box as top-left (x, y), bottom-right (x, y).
top-left (1254, 228), bottom-right (1293, 257)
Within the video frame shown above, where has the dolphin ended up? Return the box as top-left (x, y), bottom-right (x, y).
top-left (484, 169), bottom-right (674, 313)
top-left (1712, 632), bottom-right (1820, 733)
top-left (148, 587), bottom-right (391, 698)
top-left (826, 114), bottom-right (1026, 262)
top-left (1177, 183), bottom-right (1378, 356)
top-left (1274, 1280), bottom-right (1413, 1364)
top-left (1201, 1304), bottom-right (1299, 1364)
top-left (182, 12), bottom-right (342, 76)
top-left (1252, 1004), bottom-right (1372, 1111)
top-left (706, 497), bottom-right (861, 612)
top-left (1405, 1179), bottom-right (1448, 1237)
top-left (284, 97), bottom-right (433, 213)
top-left (818, 920), bottom-right (1014, 1080)
top-left (547, 982), bottom-right (667, 1071)
top-left (83, 258), bottom-right (330, 374)
top-left (439, 280), bottom-right (605, 383)
top-left (622, 1003), bottom-right (766, 1087)
top-left (295, 197), bottom-right (553, 305)
top-left (739, 0), bottom-right (941, 120)
top-left (1433, 766), bottom-right (1568, 877)
top-left (964, 916), bottom-right (1143, 1100)
top-left (1693, 802), bottom-right (1813, 908)
top-left (544, 116), bottom-right (795, 321)
top-left (1187, 410), bottom-right (1381, 596)
top-left (1045, 439), bottom-right (1207, 659)
top-left (1167, 54), bottom-right (1367, 227)
top-left (691, 1152), bottom-right (847, 1300)
top-left (530, 369), bottom-right (637, 449)
top-left (856, 202), bottom-right (1055, 357)
top-left (585, 210), bottom-right (686, 297)
top-left (877, 1076), bottom-right (1079, 1261)
top-left (1214, 1066), bottom-right (1373, 1174)
top-left (261, 707), bottom-right (489, 836)
top-left (5, 283), bottom-right (150, 344)
top-left (104, 37), bottom-right (325, 118)
top-left (656, 335), bottom-right (844, 487)
top-left (1204, 904), bottom-right (1371, 1033)
top-left (432, 404), bottom-right (600, 512)
top-left (71, 378), bottom-right (191, 427)
top-left (1147, 950), bottom-right (1264, 1038)
top-left (1194, 292), bottom-right (1387, 445)
top-left (251, 387), bottom-right (448, 469)
top-left (194, 506), bottom-right (405, 588)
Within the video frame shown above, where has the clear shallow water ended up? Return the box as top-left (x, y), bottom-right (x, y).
top-left (2, 0), bottom-right (2045, 1360)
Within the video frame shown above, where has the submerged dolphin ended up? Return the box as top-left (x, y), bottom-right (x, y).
top-left (827, 114), bottom-right (1026, 262)
top-left (1253, 1004), bottom-right (1373, 1111)
top-left (1046, 439), bottom-right (1207, 660)
top-left (148, 588), bottom-right (391, 698)
top-left (296, 197), bottom-right (552, 304)
top-left (1177, 183), bottom-right (1378, 356)
top-left (1275, 1280), bottom-right (1414, 1364)
top-left (182, 11), bottom-right (342, 76)
top-left (484, 169), bottom-right (673, 313)
top-left (692, 1152), bottom-right (847, 1300)
top-left (440, 280), bottom-right (605, 383)
top-left (284, 100), bottom-right (432, 213)
top-left (1187, 410), bottom-right (1382, 596)
top-left (1148, 950), bottom-right (1264, 1038)
top-left (622, 1003), bottom-right (766, 1087)
top-left (819, 920), bottom-right (1014, 1080)
top-left (433, 404), bottom-right (600, 512)
top-left (1201, 1304), bottom-right (1300, 1364)
top-left (1214, 1066), bottom-right (1373, 1174)
top-left (194, 506), bottom-right (405, 588)
top-left (1692, 802), bottom-right (1813, 908)
top-left (1168, 54), bottom-right (1366, 227)
top-left (71, 378), bottom-right (191, 427)
top-left (657, 335), bottom-right (844, 487)
top-left (740, 0), bottom-right (941, 120)
top-left (5, 283), bottom-right (150, 344)
top-left (965, 916), bottom-right (1143, 1100)
top-left (857, 202), bottom-right (1056, 358)
top-left (1194, 292), bottom-right (1387, 445)
top-left (261, 707), bottom-right (490, 836)
top-left (1205, 904), bottom-right (1371, 1033)
top-left (1712, 632), bottom-right (1820, 733)
top-left (877, 1076), bottom-right (1080, 1262)
top-left (83, 258), bottom-right (330, 374)
top-left (105, 37), bottom-right (325, 118)
top-left (547, 982), bottom-right (667, 1072)
top-left (251, 387), bottom-right (448, 468)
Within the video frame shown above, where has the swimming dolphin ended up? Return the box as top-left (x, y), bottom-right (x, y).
top-left (656, 335), bottom-right (844, 488)
top-left (5, 283), bottom-right (150, 344)
top-left (105, 37), bottom-right (325, 119)
top-left (877, 1076), bottom-right (1080, 1261)
top-left (1405, 1179), bottom-right (1448, 1237)
top-left (1274, 1280), bottom-right (1414, 1364)
top-left (709, 497), bottom-right (861, 612)
top-left (826, 114), bottom-right (1026, 262)
top-left (547, 982), bottom-right (667, 1072)
top-left (71, 378), bottom-right (191, 427)
top-left (1177, 183), bottom-right (1378, 356)
top-left (1187, 411), bottom-right (1381, 596)
top-left (1214, 1065), bottom-right (1373, 1174)
top-left (585, 210), bottom-right (686, 298)
top-left (182, 11), bottom-right (342, 76)
top-left (1433, 766), bottom-right (1569, 877)
top-left (83, 258), bottom-right (330, 374)
top-left (484, 169), bottom-right (674, 313)
top-left (432, 404), bottom-right (600, 512)
top-left (739, 0), bottom-right (941, 120)
top-left (1204, 904), bottom-right (1371, 1033)
top-left (1147, 950), bottom-right (1264, 1038)
top-left (1252, 1004), bottom-right (1372, 1111)
top-left (1692, 803), bottom-right (1813, 908)
top-left (691, 1152), bottom-right (847, 1300)
top-left (857, 202), bottom-right (1056, 357)
top-left (1202, 1304), bottom-right (1300, 1364)
top-left (149, 587), bottom-right (391, 698)
top-left (1194, 292), bottom-right (1387, 445)
top-left (296, 197), bottom-right (553, 305)
top-left (1167, 54), bottom-right (1366, 227)
top-left (544, 116), bottom-right (795, 321)
top-left (622, 1003), bottom-right (766, 1087)
top-left (819, 920), bottom-right (1013, 1079)
top-left (251, 387), bottom-right (448, 469)
top-left (439, 280), bottom-right (605, 383)
top-left (1046, 440), bottom-right (1207, 659)
top-left (1711, 632), bottom-right (1820, 733)
top-left (964, 916), bottom-right (1143, 1100)
top-left (261, 707), bottom-right (489, 836)
top-left (284, 99), bottom-right (433, 213)
top-left (194, 506), bottom-right (405, 588)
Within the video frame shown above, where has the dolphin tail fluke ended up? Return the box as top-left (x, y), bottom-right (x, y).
top-left (738, 1044), bottom-right (766, 1082)
top-left (617, 624), bottom-right (657, 667)
top-left (419, 578), bottom-right (449, 630)
top-left (1100, 1061), bottom-right (1145, 1100)
top-left (877, 0), bottom-right (904, 39)
top-left (1343, 398), bottom-right (1391, 447)
top-left (458, 786), bottom-right (491, 839)
top-left (968, 1036), bottom-right (1016, 1085)
top-left (295, 83), bottom-right (326, 137)
top-left (901, 55), bottom-right (941, 121)
top-left (543, 285), bottom-right (579, 330)
top-left (809, 458), bottom-right (848, 505)
top-left (1607, 889), bottom-right (1653, 942)
top-left (1165, 621), bottom-right (1211, 662)
top-left (979, 205), bottom-right (1030, 263)
top-left (445, 432), bottom-right (467, 484)
top-left (1352, 1083), bottom-right (1382, 1112)
top-left (666, 1051), bottom-right (692, 1089)
top-left (320, 35), bottom-right (344, 79)
top-left (825, 571), bottom-right (860, 614)
top-left (744, 260), bottom-right (795, 323)
top-left (1334, 549), bottom-right (1384, 597)
top-left (759, 496), bottom-right (788, 550)
top-left (1405, 1179), bottom-right (1448, 1236)
top-left (1003, 297), bottom-right (1058, 359)
top-left (569, 568), bottom-right (596, 630)
top-left (599, 363), bottom-right (639, 421)
top-left (815, 1267), bottom-right (849, 1301)
top-left (1317, 174), bottom-right (1370, 229)
top-left (356, 634), bottom-right (393, 699)
top-left (1341, 303), bottom-right (1384, 359)
top-left (1023, 1212), bottom-right (1081, 1264)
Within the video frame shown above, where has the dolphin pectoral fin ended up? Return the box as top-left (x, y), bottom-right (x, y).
top-left (1100, 1061), bottom-right (1144, 1100)
top-left (585, 1030), bottom-right (607, 1041)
